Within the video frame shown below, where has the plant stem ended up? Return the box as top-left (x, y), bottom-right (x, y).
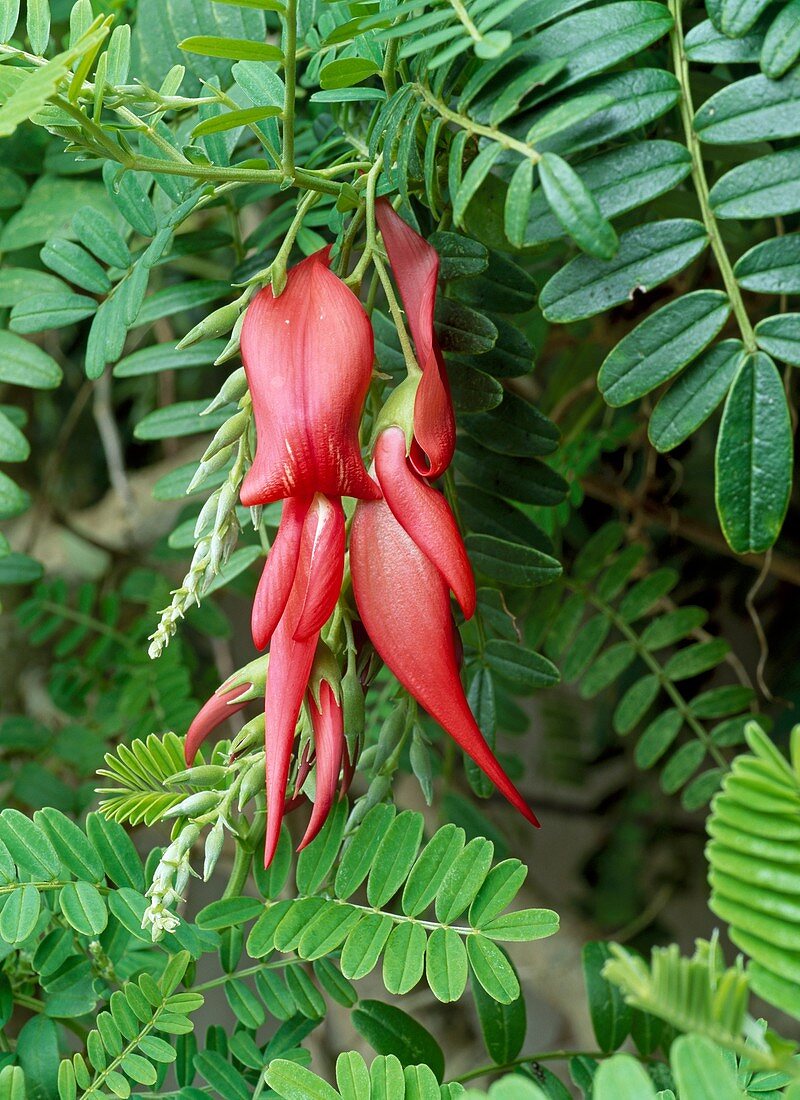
top-left (668, 0), bottom-right (756, 352)
top-left (372, 252), bottom-right (421, 375)
top-left (414, 82), bottom-right (541, 165)
top-left (382, 37), bottom-right (400, 97)
top-left (454, 1049), bottom-right (636, 1083)
top-left (221, 836), bottom-right (253, 900)
top-left (282, 0), bottom-right (298, 178)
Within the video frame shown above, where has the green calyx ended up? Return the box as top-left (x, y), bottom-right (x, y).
top-left (371, 373), bottom-right (419, 454)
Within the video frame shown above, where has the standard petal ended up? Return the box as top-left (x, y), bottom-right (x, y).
top-left (374, 427), bottom-right (475, 618)
top-left (240, 249), bottom-right (379, 504)
top-left (351, 497), bottom-right (538, 828)
top-left (251, 496), bottom-right (308, 650)
top-left (292, 495), bottom-right (346, 641)
top-left (375, 200), bottom-right (455, 477)
top-left (185, 685), bottom-right (251, 765)
top-left (298, 681), bottom-right (344, 851)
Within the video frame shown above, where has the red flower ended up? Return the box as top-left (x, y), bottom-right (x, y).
top-left (376, 200), bottom-right (455, 479)
top-left (351, 427), bottom-right (538, 827)
top-left (185, 683), bottom-right (251, 765)
top-left (258, 493), bottom-right (346, 864)
top-left (300, 679), bottom-right (345, 851)
top-left (240, 248), bottom-right (379, 506)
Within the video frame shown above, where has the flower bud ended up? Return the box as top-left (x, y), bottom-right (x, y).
top-left (177, 298), bottom-right (243, 349)
top-left (163, 791), bottom-right (221, 819)
top-left (202, 367), bottom-right (248, 416)
top-left (167, 764), bottom-right (229, 789)
top-left (187, 445), bottom-right (236, 495)
top-left (203, 818), bottom-right (226, 881)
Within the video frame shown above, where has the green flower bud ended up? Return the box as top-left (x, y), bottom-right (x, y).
top-left (203, 818), bottom-right (225, 881)
top-left (163, 791), bottom-right (221, 819)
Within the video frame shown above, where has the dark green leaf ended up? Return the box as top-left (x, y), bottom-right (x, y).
top-left (352, 1001), bottom-right (445, 1080)
top-left (540, 220), bottom-right (708, 323)
top-left (649, 340), bottom-right (744, 452)
top-left (599, 291), bottom-right (730, 406)
top-left (694, 70), bottom-right (800, 143)
top-left (582, 941), bottom-right (632, 1052)
top-left (716, 351), bottom-right (792, 553)
top-left (539, 152), bottom-right (618, 259)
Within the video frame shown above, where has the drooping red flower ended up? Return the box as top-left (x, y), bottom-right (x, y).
top-left (375, 200), bottom-right (455, 479)
top-left (258, 493), bottom-right (346, 865)
top-left (185, 684), bottom-right (251, 765)
top-left (240, 247), bottom-right (379, 506)
top-left (299, 680), bottom-right (345, 851)
top-left (350, 427), bottom-right (538, 827)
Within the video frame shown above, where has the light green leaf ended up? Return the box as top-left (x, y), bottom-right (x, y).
top-left (60, 882), bottom-right (108, 936)
top-left (180, 35), bottom-right (282, 62)
top-left (426, 928), bottom-right (468, 1003)
top-left (670, 1035), bottom-right (745, 1099)
top-left (193, 104), bottom-right (282, 137)
top-left (383, 922), bottom-right (427, 995)
top-left (0, 884), bottom-right (40, 944)
top-left (467, 935), bottom-right (520, 1003)
top-left (594, 1054), bottom-right (658, 1100)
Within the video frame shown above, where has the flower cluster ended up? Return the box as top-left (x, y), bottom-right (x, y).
top-left (186, 206), bottom-right (538, 866)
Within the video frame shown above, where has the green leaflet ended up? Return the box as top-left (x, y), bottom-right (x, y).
top-left (684, 17), bottom-right (765, 62)
top-left (760, 0), bottom-right (800, 78)
top-left (649, 340), bottom-right (744, 452)
top-left (710, 149), bottom-right (800, 219)
top-left (540, 219), bottom-right (708, 322)
top-left (719, 0), bottom-right (772, 35)
top-left (598, 290), bottom-right (730, 406)
top-left (524, 140), bottom-right (690, 245)
top-left (755, 314), bottom-right (800, 366)
top-left (734, 233), bottom-right (800, 294)
top-left (538, 152), bottom-right (618, 259)
top-left (715, 351), bottom-right (793, 554)
top-left (694, 69), bottom-right (800, 143)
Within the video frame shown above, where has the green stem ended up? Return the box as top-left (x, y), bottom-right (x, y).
top-left (447, 0), bottom-right (483, 43)
top-left (283, 0), bottom-right (298, 178)
top-left (414, 82), bottom-right (541, 164)
top-left (221, 837), bottom-right (253, 900)
top-left (372, 252), bottom-right (421, 376)
top-left (382, 37), bottom-right (400, 97)
top-left (453, 1050), bottom-right (653, 1084)
top-left (668, 0), bottom-right (756, 352)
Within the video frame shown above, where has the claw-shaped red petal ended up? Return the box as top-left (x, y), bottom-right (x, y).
top-left (292, 495), bottom-right (346, 642)
top-left (351, 495), bottom-right (538, 827)
top-left (251, 497), bottom-right (309, 650)
top-left (298, 681), bottom-right (344, 851)
top-left (374, 427), bottom-right (475, 618)
top-left (185, 685), bottom-right (251, 765)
